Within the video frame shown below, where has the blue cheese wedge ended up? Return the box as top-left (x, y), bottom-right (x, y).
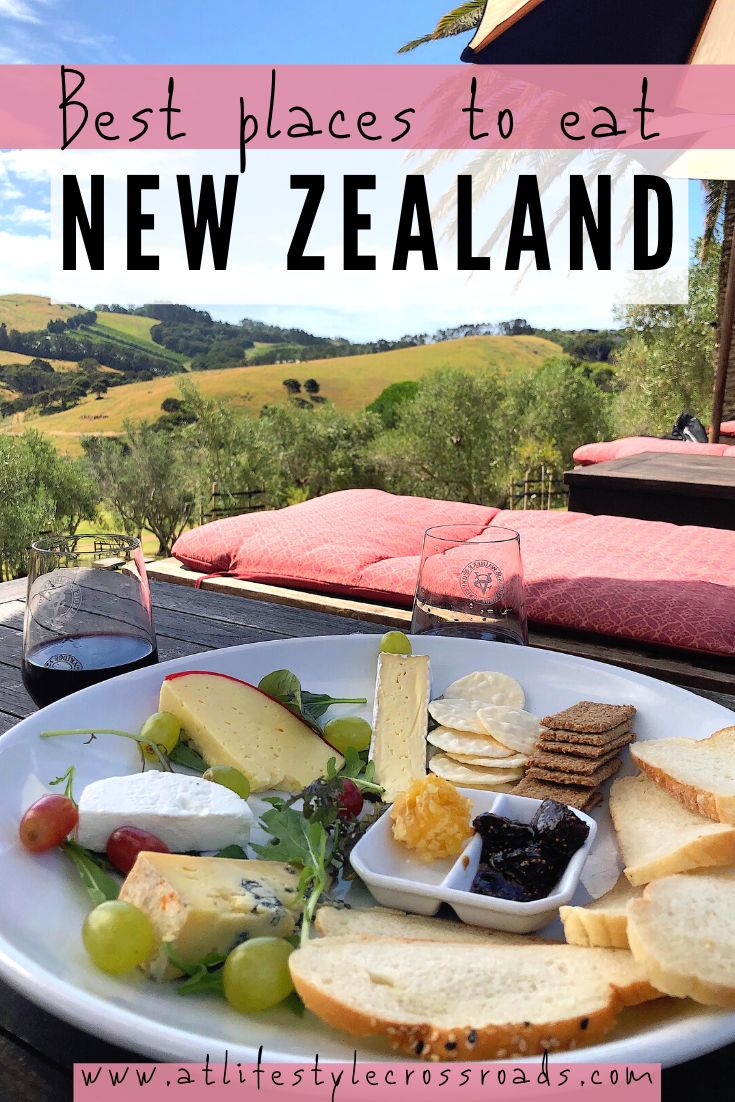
top-left (76, 770), bottom-right (253, 852)
top-left (119, 852), bottom-right (302, 981)
top-left (371, 653), bottom-right (431, 802)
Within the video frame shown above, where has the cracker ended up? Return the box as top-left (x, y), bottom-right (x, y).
top-left (427, 726), bottom-right (515, 759)
top-left (428, 753), bottom-right (524, 788)
top-left (541, 701), bottom-right (636, 734)
top-left (442, 671), bottom-right (525, 709)
top-left (537, 731), bottom-right (635, 758)
top-left (528, 745), bottom-right (621, 775)
top-left (476, 705), bottom-right (540, 755)
top-left (526, 755), bottom-right (622, 788)
top-left (428, 698), bottom-right (488, 734)
top-left (540, 719), bottom-right (632, 747)
top-left (449, 751), bottom-right (528, 769)
top-left (515, 775), bottom-right (602, 812)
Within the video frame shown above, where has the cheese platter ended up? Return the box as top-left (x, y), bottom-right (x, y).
top-left (0, 633), bottom-right (735, 1067)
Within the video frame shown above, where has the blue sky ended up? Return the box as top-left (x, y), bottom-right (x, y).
top-left (0, 0), bottom-right (706, 338)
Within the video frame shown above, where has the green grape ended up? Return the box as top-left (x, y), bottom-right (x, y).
top-left (139, 711), bottom-right (181, 762)
top-left (323, 716), bottom-right (372, 754)
top-left (222, 937), bottom-right (294, 1013)
top-left (203, 764), bottom-right (251, 800)
top-left (82, 901), bottom-right (155, 975)
top-left (379, 630), bottom-right (412, 655)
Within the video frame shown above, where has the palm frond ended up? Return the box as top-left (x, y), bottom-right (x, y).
top-left (701, 179), bottom-right (726, 258)
top-left (398, 0), bottom-right (484, 53)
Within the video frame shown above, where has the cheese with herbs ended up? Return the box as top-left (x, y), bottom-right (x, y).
top-left (119, 852), bottom-right (302, 981)
top-left (371, 653), bottom-right (430, 802)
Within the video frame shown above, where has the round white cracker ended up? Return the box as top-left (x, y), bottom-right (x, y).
top-left (428, 698), bottom-right (488, 734)
top-left (476, 705), bottom-right (540, 755)
top-left (427, 726), bottom-right (515, 759)
top-left (449, 751), bottom-right (528, 769)
top-left (442, 671), bottom-right (525, 710)
top-left (428, 752), bottom-right (524, 788)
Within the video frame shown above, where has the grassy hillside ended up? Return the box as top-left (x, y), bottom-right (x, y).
top-left (0, 349), bottom-right (84, 373)
top-left (10, 334), bottom-right (560, 453)
top-left (90, 313), bottom-right (187, 366)
top-left (0, 294), bottom-right (78, 331)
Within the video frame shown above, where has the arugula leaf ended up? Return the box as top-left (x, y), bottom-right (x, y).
top-left (326, 748), bottom-right (383, 795)
top-left (258, 670), bottom-right (303, 715)
top-left (168, 742), bottom-right (207, 773)
top-left (251, 805), bottom-right (331, 946)
top-left (282, 990), bottom-right (306, 1017)
top-left (258, 670), bottom-right (366, 731)
top-left (62, 840), bottom-right (120, 906)
top-left (214, 844), bottom-right (248, 860)
top-left (164, 943), bottom-right (226, 996)
top-left (49, 765), bottom-right (77, 806)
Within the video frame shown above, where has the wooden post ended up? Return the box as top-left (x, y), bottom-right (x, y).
top-left (710, 215), bottom-right (735, 442)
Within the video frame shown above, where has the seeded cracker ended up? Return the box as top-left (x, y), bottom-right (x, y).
top-left (526, 755), bottom-right (622, 789)
top-left (529, 744), bottom-right (625, 776)
top-left (515, 775), bottom-right (602, 812)
top-left (541, 701), bottom-right (636, 734)
top-left (537, 731), bottom-right (635, 758)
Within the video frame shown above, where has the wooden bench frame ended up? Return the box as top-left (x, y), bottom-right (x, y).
top-left (146, 558), bottom-right (735, 703)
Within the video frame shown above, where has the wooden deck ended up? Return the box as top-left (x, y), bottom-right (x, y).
top-left (0, 574), bottom-right (731, 1097)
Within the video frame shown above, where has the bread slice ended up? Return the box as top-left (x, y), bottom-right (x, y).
top-left (631, 727), bottom-right (735, 824)
top-left (560, 876), bottom-right (641, 949)
top-left (610, 773), bottom-right (735, 885)
top-left (289, 938), bottom-right (660, 1060)
top-left (315, 906), bottom-right (531, 944)
top-left (627, 870), bottom-right (735, 1006)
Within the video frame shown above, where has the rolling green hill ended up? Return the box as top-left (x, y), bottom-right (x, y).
top-left (0, 294), bottom-right (80, 331)
top-left (7, 333), bottom-right (560, 454)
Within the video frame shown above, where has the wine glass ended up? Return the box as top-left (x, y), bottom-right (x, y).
top-left (411, 524), bottom-right (528, 645)
top-left (22, 533), bottom-right (158, 708)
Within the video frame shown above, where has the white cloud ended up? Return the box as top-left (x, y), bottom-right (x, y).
top-left (0, 0), bottom-right (40, 24)
top-left (0, 229), bottom-right (52, 292)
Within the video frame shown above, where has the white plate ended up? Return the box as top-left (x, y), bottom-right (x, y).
top-left (0, 634), bottom-right (732, 1067)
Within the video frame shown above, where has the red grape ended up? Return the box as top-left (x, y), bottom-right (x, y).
top-left (19, 795), bottom-right (79, 853)
top-left (338, 779), bottom-right (363, 819)
top-left (106, 826), bottom-right (169, 875)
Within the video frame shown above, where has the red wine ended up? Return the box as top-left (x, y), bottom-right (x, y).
top-left (22, 633), bottom-right (158, 708)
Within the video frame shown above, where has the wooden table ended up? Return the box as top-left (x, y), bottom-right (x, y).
top-left (565, 452), bottom-right (735, 531)
top-left (0, 576), bottom-right (730, 1100)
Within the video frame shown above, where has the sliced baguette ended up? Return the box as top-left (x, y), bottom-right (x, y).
top-left (560, 876), bottom-right (641, 949)
top-left (315, 906), bottom-right (531, 944)
top-left (627, 870), bottom-right (735, 1007)
top-left (631, 728), bottom-right (735, 824)
top-left (609, 773), bottom-right (735, 885)
top-left (289, 937), bottom-right (660, 1060)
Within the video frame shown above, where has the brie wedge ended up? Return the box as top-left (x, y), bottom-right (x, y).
top-left (371, 653), bottom-right (430, 802)
top-left (76, 769), bottom-right (253, 852)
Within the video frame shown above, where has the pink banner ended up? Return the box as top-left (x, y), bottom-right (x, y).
top-left (0, 64), bottom-right (734, 152)
top-left (74, 1058), bottom-right (660, 1101)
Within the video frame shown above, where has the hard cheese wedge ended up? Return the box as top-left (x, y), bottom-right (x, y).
top-left (119, 852), bottom-right (302, 981)
top-left (159, 671), bottom-right (343, 793)
top-left (371, 653), bottom-right (430, 802)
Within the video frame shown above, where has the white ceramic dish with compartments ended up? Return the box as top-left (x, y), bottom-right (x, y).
top-left (350, 790), bottom-right (596, 933)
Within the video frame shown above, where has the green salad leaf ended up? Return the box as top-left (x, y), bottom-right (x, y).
top-left (257, 669), bottom-right (366, 732)
top-left (49, 765), bottom-right (77, 806)
top-left (168, 742), bottom-right (207, 773)
top-left (62, 840), bottom-right (120, 907)
top-left (164, 943), bottom-right (226, 996)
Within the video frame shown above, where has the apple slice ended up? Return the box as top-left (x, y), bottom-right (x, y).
top-left (159, 671), bottom-right (344, 793)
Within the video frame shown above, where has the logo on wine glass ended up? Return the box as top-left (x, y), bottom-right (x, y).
top-left (43, 653), bottom-right (83, 671)
top-left (30, 575), bottom-right (83, 627)
top-left (460, 560), bottom-right (505, 603)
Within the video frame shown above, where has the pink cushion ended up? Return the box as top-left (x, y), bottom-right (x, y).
top-left (489, 510), bottom-right (735, 656)
top-left (173, 490), bottom-right (499, 592)
top-left (573, 437), bottom-right (730, 465)
top-left (721, 421), bottom-right (735, 437)
top-left (173, 490), bottom-right (735, 656)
